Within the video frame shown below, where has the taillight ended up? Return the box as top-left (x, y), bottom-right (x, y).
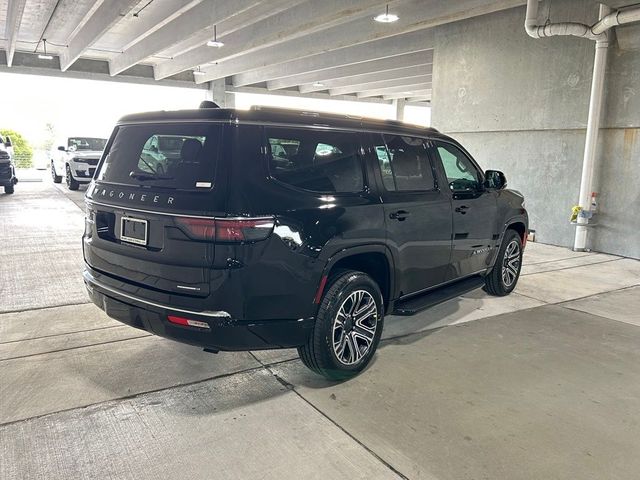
top-left (216, 218), bottom-right (275, 242)
top-left (175, 218), bottom-right (216, 241)
top-left (175, 216), bottom-right (274, 243)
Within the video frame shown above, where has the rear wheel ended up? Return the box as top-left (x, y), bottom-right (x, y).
top-left (4, 185), bottom-right (14, 194)
top-left (484, 229), bottom-right (523, 296)
top-left (298, 271), bottom-right (384, 380)
top-left (51, 162), bottom-right (62, 183)
top-left (66, 165), bottom-right (79, 190)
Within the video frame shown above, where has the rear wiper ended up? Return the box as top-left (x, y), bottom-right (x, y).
top-left (129, 171), bottom-right (174, 181)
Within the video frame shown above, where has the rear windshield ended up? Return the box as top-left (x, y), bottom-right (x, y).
top-left (69, 137), bottom-right (107, 151)
top-left (96, 123), bottom-right (221, 190)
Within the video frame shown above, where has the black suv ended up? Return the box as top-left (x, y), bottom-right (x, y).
top-left (0, 134), bottom-right (16, 194)
top-left (83, 106), bottom-right (527, 379)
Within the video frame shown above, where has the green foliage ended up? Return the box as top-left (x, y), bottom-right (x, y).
top-left (0, 129), bottom-right (33, 168)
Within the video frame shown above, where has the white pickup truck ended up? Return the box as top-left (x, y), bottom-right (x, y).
top-left (51, 136), bottom-right (107, 190)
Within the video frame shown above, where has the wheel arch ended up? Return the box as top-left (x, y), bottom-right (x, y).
top-left (318, 244), bottom-right (395, 314)
top-left (507, 220), bottom-right (527, 244)
top-left (488, 216), bottom-right (528, 269)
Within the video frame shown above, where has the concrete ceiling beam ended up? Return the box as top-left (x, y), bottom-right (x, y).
top-left (328, 75), bottom-right (432, 97)
top-left (5, 0), bottom-right (27, 67)
top-left (357, 84), bottom-right (432, 98)
top-left (225, 85), bottom-right (393, 105)
top-left (298, 64), bottom-right (433, 94)
top-left (59, 0), bottom-right (140, 71)
top-left (154, 0), bottom-right (393, 80)
top-left (405, 96), bottom-right (431, 103)
top-left (378, 89), bottom-right (432, 100)
top-left (202, 0), bottom-right (525, 85)
top-left (266, 51), bottom-right (433, 91)
top-left (109, 0), bottom-right (265, 76)
top-left (232, 29), bottom-right (435, 88)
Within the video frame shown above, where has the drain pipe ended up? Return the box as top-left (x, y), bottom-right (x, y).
top-left (574, 6), bottom-right (610, 251)
top-left (524, 0), bottom-right (640, 251)
top-left (525, 0), bottom-right (604, 40)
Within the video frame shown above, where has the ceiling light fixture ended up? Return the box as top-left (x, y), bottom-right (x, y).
top-left (193, 66), bottom-right (206, 76)
top-left (312, 81), bottom-right (325, 87)
top-left (38, 39), bottom-right (53, 60)
top-left (207, 25), bottom-right (224, 48)
top-left (374, 4), bottom-right (399, 23)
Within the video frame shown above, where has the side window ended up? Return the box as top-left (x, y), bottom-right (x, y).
top-left (435, 142), bottom-right (482, 192)
top-left (373, 134), bottom-right (435, 191)
top-left (266, 127), bottom-right (364, 193)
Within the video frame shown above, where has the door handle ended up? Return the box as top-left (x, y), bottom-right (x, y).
top-left (389, 210), bottom-right (411, 221)
top-left (455, 205), bottom-right (469, 214)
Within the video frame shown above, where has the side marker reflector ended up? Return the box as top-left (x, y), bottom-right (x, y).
top-left (314, 275), bottom-right (328, 304)
top-left (168, 315), bottom-right (210, 329)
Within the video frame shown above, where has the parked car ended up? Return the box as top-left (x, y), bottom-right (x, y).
top-left (0, 134), bottom-right (17, 194)
top-left (51, 136), bottom-right (107, 190)
top-left (83, 106), bottom-right (528, 380)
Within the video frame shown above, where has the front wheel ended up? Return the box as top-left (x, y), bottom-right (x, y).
top-left (484, 229), bottom-right (523, 296)
top-left (66, 165), bottom-right (79, 191)
top-left (51, 162), bottom-right (62, 183)
top-left (4, 185), bottom-right (14, 194)
top-left (298, 271), bottom-right (384, 380)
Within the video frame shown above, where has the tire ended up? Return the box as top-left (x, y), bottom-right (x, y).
top-left (4, 185), bottom-right (14, 194)
top-left (51, 162), bottom-right (62, 183)
top-left (298, 270), bottom-right (384, 380)
top-left (66, 165), bottom-right (79, 190)
top-left (484, 229), bottom-right (523, 296)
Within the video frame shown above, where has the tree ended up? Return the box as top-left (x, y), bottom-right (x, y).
top-left (0, 129), bottom-right (33, 168)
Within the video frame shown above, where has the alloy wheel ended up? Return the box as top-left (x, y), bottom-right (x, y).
top-left (501, 239), bottom-right (521, 288)
top-left (332, 290), bottom-right (378, 365)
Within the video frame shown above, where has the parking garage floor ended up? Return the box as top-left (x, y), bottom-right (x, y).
top-left (1, 179), bottom-right (640, 480)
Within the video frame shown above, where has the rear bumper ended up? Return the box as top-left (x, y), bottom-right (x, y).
top-left (83, 268), bottom-right (314, 351)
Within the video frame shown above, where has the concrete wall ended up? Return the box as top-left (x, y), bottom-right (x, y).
top-left (431, 0), bottom-right (640, 259)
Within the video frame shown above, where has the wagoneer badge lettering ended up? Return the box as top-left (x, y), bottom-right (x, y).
top-left (93, 187), bottom-right (174, 205)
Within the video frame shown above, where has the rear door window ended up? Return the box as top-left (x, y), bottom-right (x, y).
top-left (373, 134), bottom-right (436, 191)
top-left (96, 123), bottom-right (221, 190)
top-left (266, 127), bottom-right (364, 193)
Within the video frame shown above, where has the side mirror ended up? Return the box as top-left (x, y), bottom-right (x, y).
top-left (4, 137), bottom-right (12, 147)
top-left (484, 170), bottom-right (507, 190)
top-left (58, 146), bottom-right (66, 151)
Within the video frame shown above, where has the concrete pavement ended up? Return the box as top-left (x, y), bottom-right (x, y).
top-left (1, 181), bottom-right (639, 479)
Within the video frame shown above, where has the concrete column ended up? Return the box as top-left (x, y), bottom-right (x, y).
top-left (207, 78), bottom-right (235, 108)
top-left (394, 98), bottom-right (406, 121)
top-left (209, 78), bottom-right (225, 106)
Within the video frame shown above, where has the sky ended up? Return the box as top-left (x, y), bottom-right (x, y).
top-left (0, 72), bottom-right (430, 150)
